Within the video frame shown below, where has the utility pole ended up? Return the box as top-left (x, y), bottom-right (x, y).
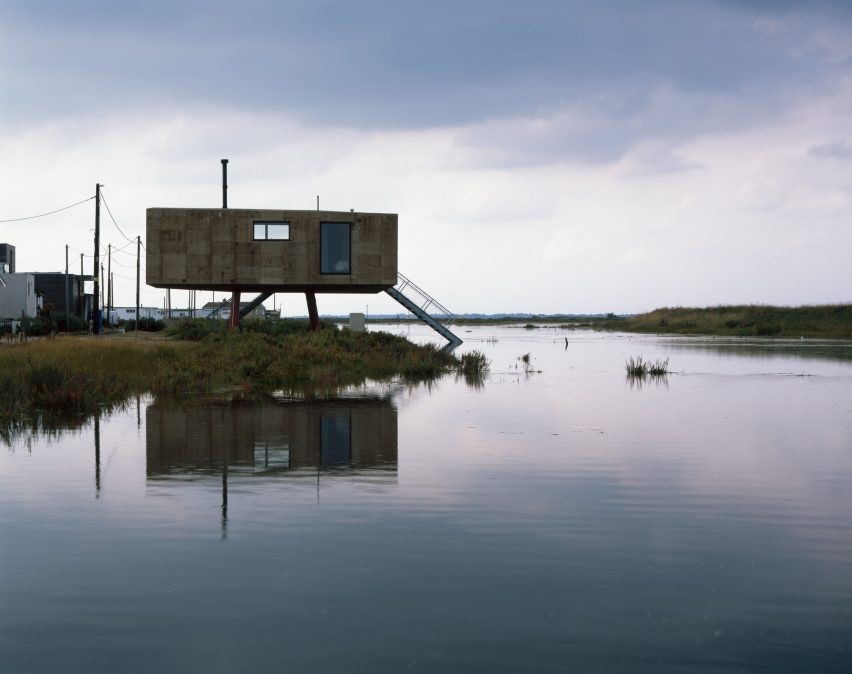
top-left (65, 244), bottom-right (69, 331)
top-left (94, 183), bottom-right (101, 334)
top-left (107, 244), bottom-right (111, 327)
top-left (80, 253), bottom-right (84, 319)
top-left (100, 264), bottom-right (105, 313)
top-left (135, 235), bottom-right (141, 337)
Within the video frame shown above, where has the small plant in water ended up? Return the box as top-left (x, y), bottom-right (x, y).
top-left (625, 355), bottom-right (670, 377)
top-left (518, 352), bottom-right (540, 374)
top-left (459, 350), bottom-right (490, 376)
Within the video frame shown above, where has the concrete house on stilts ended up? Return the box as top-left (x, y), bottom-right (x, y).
top-left (145, 164), bottom-right (461, 346)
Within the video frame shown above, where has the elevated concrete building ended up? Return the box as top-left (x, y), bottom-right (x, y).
top-left (145, 202), bottom-right (461, 346)
top-left (147, 207), bottom-right (398, 329)
top-left (147, 208), bottom-right (397, 292)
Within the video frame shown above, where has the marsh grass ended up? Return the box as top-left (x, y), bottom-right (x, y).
top-left (457, 350), bottom-right (490, 388)
top-left (459, 350), bottom-right (490, 375)
top-left (0, 328), bottom-right (460, 429)
top-left (598, 304), bottom-right (852, 339)
top-left (625, 355), bottom-right (670, 377)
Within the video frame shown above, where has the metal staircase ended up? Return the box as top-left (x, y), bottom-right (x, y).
top-left (203, 298), bottom-right (231, 319)
top-left (385, 272), bottom-right (463, 349)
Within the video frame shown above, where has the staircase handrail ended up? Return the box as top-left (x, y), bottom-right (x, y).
top-left (395, 272), bottom-right (457, 326)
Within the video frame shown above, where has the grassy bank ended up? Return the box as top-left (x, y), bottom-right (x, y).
top-left (369, 304), bottom-right (850, 339)
top-left (592, 304), bottom-right (851, 339)
top-left (0, 325), bottom-right (459, 428)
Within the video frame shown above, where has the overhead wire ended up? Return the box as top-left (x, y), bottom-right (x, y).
top-left (0, 195), bottom-right (95, 223)
top-left (98, 189), bottom-right (136, 244)
top-left (106, 256), bottom-right (138, 269)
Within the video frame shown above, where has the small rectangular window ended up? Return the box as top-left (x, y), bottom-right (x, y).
top-left (253, 221), bottom-right (290, 240)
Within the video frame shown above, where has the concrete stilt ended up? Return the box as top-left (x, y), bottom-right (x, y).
top-left (228, 291), bottom-right (241, 328)
top-left (306, 292), bottom-right (320, 331)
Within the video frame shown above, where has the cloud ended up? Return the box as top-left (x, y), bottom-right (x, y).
top-left (2, 0), bottom-right (848, 136)
top-left (452, 83), bottom-right (776, 169)
top-left (0, 1), bottom-right (850, 313)
top-left (809, 139), bottom-right (852, 159)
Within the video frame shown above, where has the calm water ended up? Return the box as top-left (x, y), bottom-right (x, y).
top-left (1, 326), bottom-right (851, 673)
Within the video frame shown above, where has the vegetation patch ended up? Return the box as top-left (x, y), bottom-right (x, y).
top-left (625, 356), bottom-right (670, 377)
top-left (0, 326), bottom-right (460, 430)
top-left (595, 304), bottom-right (852, 339)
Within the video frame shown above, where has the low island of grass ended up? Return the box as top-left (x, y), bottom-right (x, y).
top-left (592, 304), bottom-right (852, 339)
top-left (0, 320), bottom-right (469, 430)
top-left (371, 304), bottom-right (850, 339)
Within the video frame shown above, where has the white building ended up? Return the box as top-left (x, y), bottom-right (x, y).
top-left (106, 307), bottom-right (199, 324)
top-left (0, 273), bottom-right (37, 319)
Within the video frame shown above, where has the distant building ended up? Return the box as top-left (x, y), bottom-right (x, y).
top-left (200, 301), bottom-right (266, 320)
top-left (104, 304), bottom-right (268, 324)
top-left (32, 272), bottom-right (89, 318)
top-left (0, 243), bottom-right (15, 273)
top-left (0, 273), bottom-right (36, 319)
top-left (106, 307), bottom-right (168, 324)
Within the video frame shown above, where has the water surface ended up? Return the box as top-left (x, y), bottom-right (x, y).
top-left (2, 327), bottom-right (850, 673)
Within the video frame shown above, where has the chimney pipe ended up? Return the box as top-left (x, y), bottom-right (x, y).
top-left (221, 159), bottom-right (229, 209)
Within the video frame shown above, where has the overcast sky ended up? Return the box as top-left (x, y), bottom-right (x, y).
top-left (1, 0), bottom-right (850, 315)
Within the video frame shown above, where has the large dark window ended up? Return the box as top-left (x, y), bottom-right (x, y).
top-left (320, 222), bottom-right (351, 274)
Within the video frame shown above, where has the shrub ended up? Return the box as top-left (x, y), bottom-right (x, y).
top-left (167, 318), bottom-right (224, 340)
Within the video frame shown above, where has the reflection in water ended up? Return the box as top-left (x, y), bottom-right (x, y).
top-left (625, 372), bottom-right (670, 391)
top-left (94, 411), bottom-right (101, 498)
top-left (665, 337), bottom-right (852, 362)
top-left (146, 398), bottom-right (398, 538)
top-left (145, 398), bottom-right (397, 477)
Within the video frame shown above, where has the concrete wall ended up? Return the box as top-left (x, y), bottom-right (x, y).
top-left (0, 273), bottom-right (36, 319)
top-left (146, 208), bottom-right (398, 293)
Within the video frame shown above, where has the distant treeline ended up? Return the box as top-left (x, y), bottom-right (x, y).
top-left (592, 304), bottom-right (852, 339)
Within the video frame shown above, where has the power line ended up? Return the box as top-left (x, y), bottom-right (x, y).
top-left (107, 256), bottom-right (138, 269)
top-left (99, 189), bottom-right (136, 244)
top-left (110, 242), bottom-right (140, 257)
top-left (69, 244), bottom-right (144, 260)
top-left (0, 195), bottom-right (95, 223)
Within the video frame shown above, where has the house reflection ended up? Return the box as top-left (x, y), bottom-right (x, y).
top-left (145, 398), bottom-right (398, 478)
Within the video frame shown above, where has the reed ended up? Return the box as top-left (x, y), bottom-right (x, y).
top-left (625, 355), bottom-right (670, 377)
top-left (459, 350), bottom-right (490, 376)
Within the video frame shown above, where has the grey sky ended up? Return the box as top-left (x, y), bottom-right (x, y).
top-left (1, 1), bottom-right (849, 313)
